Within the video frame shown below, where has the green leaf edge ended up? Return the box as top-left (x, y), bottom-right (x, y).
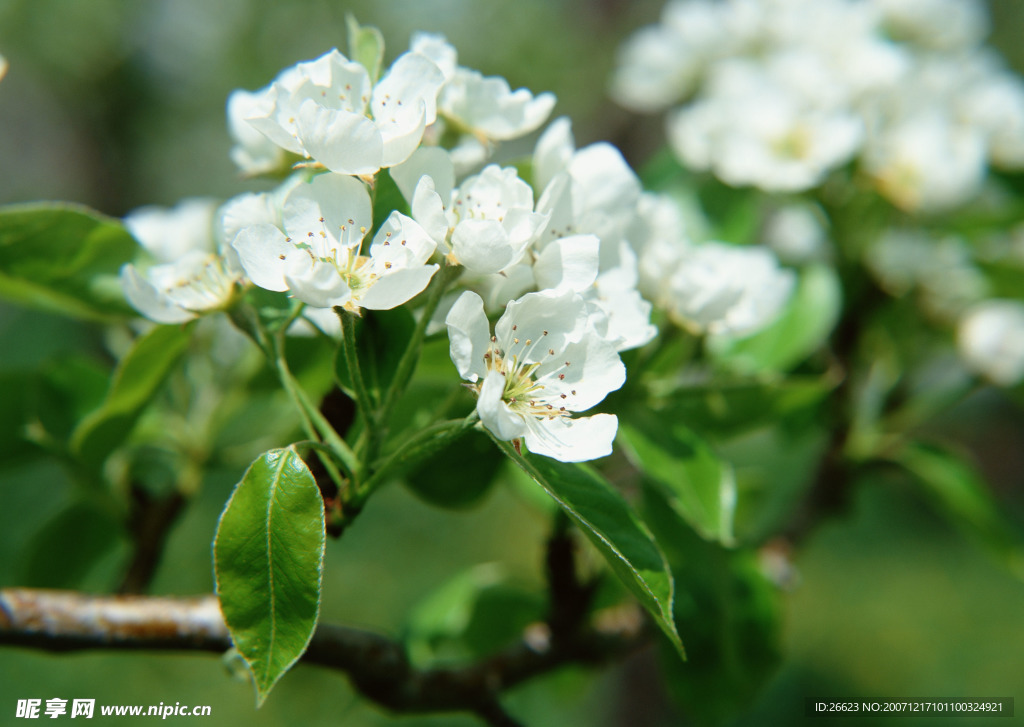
top-left (491, 437), bottom-right (685, 659)
top-left (213, 447), bottom-right (326, 706)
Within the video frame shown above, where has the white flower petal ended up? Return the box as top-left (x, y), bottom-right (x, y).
top-left (495, 289), bottom-right (587, 361)
top-left (445, 290), bottom-right (491, 382)
top-left (285, 257), bottom-right (351, 309)
top-left (360, 264), bottom-right (438, 310)
top-left (533, 234), bottom-right (599, 293)
top-left (534, 333), bottom-right (625, 410)
top-left (524, 413), bottom-right (618, 462)
top-left (232, 224), bottom-right (293, 292)
top-left (296, 101), bottom-right (384, 176)
top-left (372, 52), bottom-right (445, 127)
top-left (371, 212), bottom-right (436, 267)
top-left (391, 146), bottom-right (455, 205)
top-left (120, 264), bottom-right (196, 324)
top-left (411, 176), bottom-right (451, 245)
top-left (284, 173), bottom-right (372, 251)
top-left (452, 219), bottom-right (516, 274)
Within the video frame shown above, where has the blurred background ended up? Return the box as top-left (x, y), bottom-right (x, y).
top-left (2, 1), bottom-right (1024, 725)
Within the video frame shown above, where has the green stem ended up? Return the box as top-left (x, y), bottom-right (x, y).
top-left (336, 306), bottom-right (378, 446)
top-left (272, 333), bottom-right (362, 483)
top-left (356, 411), bottom-right (479, 503)
top-left (377, 264), bottom-right (462, 427)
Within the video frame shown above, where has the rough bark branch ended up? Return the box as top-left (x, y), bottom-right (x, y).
top-left (0, 588), bottom-right (648, 723)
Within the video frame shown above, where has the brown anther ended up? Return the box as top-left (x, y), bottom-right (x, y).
top-left (279, 254), bottom-right (287, 260)
top-left (571, 390), bottom-right (577, 395)
top-left (548, 349), bottom-right (555, 355)
top-left (307, 232), bottom-right (314, 237)
top-left (560, 394), bottom-right (566, 399)
top-left (546, 404), bottom-right (553, 410)
top-left (384, 262), bottom-right (393, 269)
top-left (512, 325), bottom-right (517, 330)
top-left (543, 330), bottom-right (548, 335)
top-left (558, 374), bottom-right (565, 380)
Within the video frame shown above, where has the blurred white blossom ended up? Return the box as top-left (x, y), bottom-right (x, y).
top-left (958, 300), bottom-right (1024, 386)
top-left (120, 199), bottom-right (242, 324)
top-left (612, 0), bottom-right (1024, 209)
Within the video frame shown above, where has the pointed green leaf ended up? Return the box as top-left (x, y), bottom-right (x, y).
top-left (71, 323), bottom-right (193, 469)
top-left (346, 15), bottom-right (385, 85)
top-left (493, 438), bottom-right (684, 658)
top-left (619, 418), bottom-right (736, 545)
top-left (214, 448), bottom-right (326, 705)
top-left (0, 203), bottom-right (139, 320)
top-left (897, 443), bottom-right (1024, 576)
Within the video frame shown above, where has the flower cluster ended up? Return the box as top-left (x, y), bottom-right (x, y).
top-left (611, 0), bottom-right (1024, 210)
top-left (117, 22), bottom-right (800, 461)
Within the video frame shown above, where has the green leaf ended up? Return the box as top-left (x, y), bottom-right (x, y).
top-left (896, 443), bottom-right (1024, 576)
top-left (655, 376), bottom-right (835, 441)
top-left (404, 428), bottom-right (501, 509)
top-left (493, 439), bottom-right (684, 658)
top-left (333, 306), bottom-right (416, 406)
top-left (370, 168), bottom-right (410, 235)
top-left (708, 264), bottom-right (842, 375)
top-left (643, 486), bottom-right (781, 726)
top-left (0, 203), bottom-right (139, 320)
top-left (405, 564), bottom-right (544, 665)
top-left (20, 500), bottom-right (125, 588)
top-left (71, 323), bottom-right (193, 470)
top-left (618, 417), bottom-right (736, 545)
top-left (0, 371), bottom-right (41, 467)
top-left (346, 15), bottom-right (385, 85)
top-left (214, 448), bottom-right (325, 705)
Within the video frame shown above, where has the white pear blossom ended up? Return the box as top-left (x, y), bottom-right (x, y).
top-left (231, 172), bottom-right (438, 312)
top-left (227, 89), bottom-right (288, 176)
top-left (411, 33), bottom-right (555, 147)
top-left (650, 242), bottom-right (795, 337)
top-left (238, 48), bottom-right (444, 176)
top-left (446, 289), bottom-right (624, 462)
top-left (401, 151), bottom-right (548, 275)
top-left (957, 300), bottom-right (1024, 386)
top-left (120, 199), bottom-right (241, 324)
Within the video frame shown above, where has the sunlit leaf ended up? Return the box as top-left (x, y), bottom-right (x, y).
top-left (214, 448), bottom-right (325, 705)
